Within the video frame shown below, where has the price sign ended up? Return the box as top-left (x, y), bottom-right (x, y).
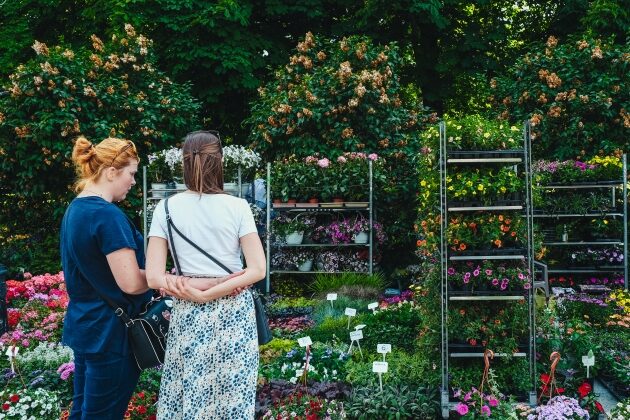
top-left (368, 302), bottom-right (379, 311)
top-left (297, 336), bottom-right (312, 347)
top-left (345, 307), bottom-right (357, 316)
top-left (377, 344), bottom-right (392, 354)
top-left (327, 293), bottom-right (338, 301)
top-left (372, 361), bottom-right (389, 373)
top-left (350, 330), bottom-right (363, 341)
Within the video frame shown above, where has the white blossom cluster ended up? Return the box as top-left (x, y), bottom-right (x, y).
top-left (222, 145), bottom-right (261, 170)
top-left (16, 342), bottom-right (73, 371)
top-left (148, 147), bottom-right (182, 172)
top-left (0, 388), bottom-right (60, 419)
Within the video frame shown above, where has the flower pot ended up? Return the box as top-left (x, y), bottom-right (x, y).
top-left (287, 198), bottom-right (297, 204)
top-left (308, 197), bottom-right (319, 204)
top-left (151, 183), bottom-right (168, 199)
top-left (273, 199), bottom-right (281, 204)
top-left (298, 259), bottom-right (313, 272)
top-left (332, 197), bottom-right (344, 203)
top-left (224, 182), bottom-right (239, 196)
top-left (354, 231), bottom-right (369, 244)
top-left (285, 231), bottom-right (304, 245)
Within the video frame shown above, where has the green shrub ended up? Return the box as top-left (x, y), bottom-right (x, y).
top-left (492, 35), bottom-right (629, 159)
top-left (310, 272), bottom-right (387, 297)
top-left (345, 384), bottom-right (440, 420)
top-left (0, 25), bottom-right (199, 271)
top-left (361, 301), bottom-right (423, 353)
top-left (345, 351), bottom-right (439, 388)
top-left (259, 338), bottom-right (297, 364)
top-left (305, 316), bottom-right (350, 345)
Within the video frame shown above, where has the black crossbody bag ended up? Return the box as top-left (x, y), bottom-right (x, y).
top-left (164, 197), bottom-right (272, 345)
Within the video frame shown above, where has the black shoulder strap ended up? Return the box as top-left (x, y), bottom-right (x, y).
top-left (164, 197), bottom-right (234, 275)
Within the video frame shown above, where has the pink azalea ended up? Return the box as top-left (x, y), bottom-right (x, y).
top-left (481, 405), bottom-right (491, 416)
top-left (455, 403), bottom-right (469, 415)
top-left (317, 158), bottom-right (330, 168)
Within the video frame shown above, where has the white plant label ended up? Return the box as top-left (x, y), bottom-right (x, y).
top-left (327, 293), bottom-right (338, 301)
top-left (582, 355), bottom-right (594, 367)
top-left (5, 346), bottom-right (18, 373)
top-left (377, 344), bottom-right (392, 354)
top-left (350, 330), bottom-right (364, 341)
top-left (345, 307), bottom-right (357, 316)
top-left (297, 336), bottom-right (312, 347)
top-left (372, 361), bottom-right (389, 373)
top-left (354, 324), bottom-right (366, 330)
top-left (368, 302), bottom-right (379, 311)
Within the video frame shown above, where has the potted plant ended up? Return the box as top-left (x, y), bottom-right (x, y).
top-left (272, 214), bottom-right (313, 245)
top-left (222, 145), bottom-right (261, 196)
top-left (147, 147), bottom-right (182, 197)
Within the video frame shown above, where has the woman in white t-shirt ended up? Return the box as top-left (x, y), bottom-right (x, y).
top-left (146, 130), bottom-right (266, 419)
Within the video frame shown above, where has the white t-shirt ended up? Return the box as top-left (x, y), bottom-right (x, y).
top-left (148, 192), bottom-right (258, 276)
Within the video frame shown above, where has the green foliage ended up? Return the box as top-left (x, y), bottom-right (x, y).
top-left (310, 272), bottom-right (387, 296)
top-left (309, 295), bottom-right (373, 325)
top-left (492, 35), bottom-right (629, 159)
top-left (305, 316), bottom-right (350, 345)
top-left (345, 383), bottom-right (440, 420)
top-left (0, 25), bottom-right (200, 271)
top-left (361, 302), bottom-right (423, 353)
top-left (449, 358), bottom-right (531, 395)
top-left (259, 344), bottom-right (348, 383)
top-left (137, 368), bottom-right (162, 396)
top-left (245, 32), bottom-right (424, 159)
top-left (345, 351), bottom-right (439, 388)
top-left (259, 338), bottom-right (297, 364)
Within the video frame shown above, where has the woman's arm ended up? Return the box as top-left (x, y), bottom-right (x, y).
top-left (106, 248), bottom-right (150, 295)
top-left (145, 236), bottom-right (243, 293)
top-left (166, 232), bottom-right (266, 303)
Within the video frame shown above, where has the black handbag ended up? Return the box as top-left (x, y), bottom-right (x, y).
top-left (95, 291), bottom-right (173, 370)
top-left (164, 197), bottom-right (272, 345)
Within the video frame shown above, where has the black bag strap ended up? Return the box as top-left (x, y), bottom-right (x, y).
top-left (164, 197), bottom-right (234, 275)
top-left (81, 274), bottom-right (135, 325)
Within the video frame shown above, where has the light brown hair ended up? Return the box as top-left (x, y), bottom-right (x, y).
top-left (71, 136), bottom-right (139, 192)
top-left (182, 130), bottom-right (225, 194)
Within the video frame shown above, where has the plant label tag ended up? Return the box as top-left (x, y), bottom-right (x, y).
top-left (350, 330), bottom-right (363, 341)
top-left (377, 344), bottom-right (392, 354)
top-left (327, 293), bottom-right (338, 301)
top-left (345, 308), bottom-right (357, 317)
top-left (582, 355), bottom-right (594, 367)
top-left (354, 324), bottom-right (366, 330)
top-left (297, 336), bottom-right (312, 347)
top-left (368, 302), bottom-right (378, 311)
top-left (372, 361), bottom-right (388, 373)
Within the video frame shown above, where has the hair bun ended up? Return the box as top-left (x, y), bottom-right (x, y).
top-left (72, 136), bottom-right (96, 165)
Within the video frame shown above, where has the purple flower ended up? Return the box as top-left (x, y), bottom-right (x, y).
top-left (481, 405), bottom-right (491, 416)
top-left (485, 269), bottom-right (492, 276)
top-left (473, 269), bottom-right (480, 277)
top-left (448, 267), bottom-right (456, 275)
top-left (492, 278), bottom-right (499, 286)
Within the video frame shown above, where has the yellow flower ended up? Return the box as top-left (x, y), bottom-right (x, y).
top-left (477, 184), bottom-right (484, 191)
top-left (420, 180), bottom-right (427, 187)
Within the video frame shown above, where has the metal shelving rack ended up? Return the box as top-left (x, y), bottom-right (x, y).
top-left (264, 161), bottom-right (374, 294)
top-left (532, 155), bottom-right (628, 289)
top-left (439, 122), bottom-right (536, 418)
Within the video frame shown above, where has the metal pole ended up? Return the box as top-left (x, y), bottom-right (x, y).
top-left (525, 121), bottom-right (537, 404)
top-left (238, 165), bottom-right (243, 198)
top-left (369, 160), bottom-right (373, 276)
top-left (265, 162), bottom-right (271, 294)
top-left (439, 121), bottom-right (449, 418)
top-left (624, 154), bottom-right (628, 290)
top-left (143, 165), bottom-right (148, 254)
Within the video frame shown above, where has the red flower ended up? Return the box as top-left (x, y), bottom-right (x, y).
top-left (148, 416), bottom-right (156, 420)
top-left (578, 382), bottom-right (592, 398)
top-left (540, 373), bottom-right (550, 384)
top-left (595, 401), bottom-right (604, 413)
top-left (2, 403), bottom-right (9, 411)
top-left (557, 387), bottom-right (565, 394)
top-left (9, 395), bottom-right (19, 403)
top-left (137, 406), bottom-right (147, 414)
top-left (137, 392), bottom-right (145, 399)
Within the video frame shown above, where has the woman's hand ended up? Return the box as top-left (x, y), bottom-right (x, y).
top-left (165, 270), bottom-right (247, 302)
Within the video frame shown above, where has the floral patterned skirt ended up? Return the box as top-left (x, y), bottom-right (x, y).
top-left (157, 292), bottom-right (258, 419)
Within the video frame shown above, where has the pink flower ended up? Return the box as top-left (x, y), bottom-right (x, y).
top-left (455, 403), bottom-right (469, 415)
top-left (21, 339), bottom-right (30, 347)
top-left (337, 156), bottom-right (347, 163)
top-left (488, 397), bottom-right (498, 407)
top-left (368, 153), bottom-right (378, 161)
top-left (317, 158), bottom-right (330, 168)
top-left (305, 156), bottom-right (317, 164)
top-left (481, 405), bottom-right (491, 416)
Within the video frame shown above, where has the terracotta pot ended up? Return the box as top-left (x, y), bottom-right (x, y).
top-left (332, 197), bottom-right (344, 203)
top-left (273, 199), bottom-right (281, 204)
top-left (308, 197), bottom-right (319, 204)
top-left (287, 198), bottom-right (297, 204)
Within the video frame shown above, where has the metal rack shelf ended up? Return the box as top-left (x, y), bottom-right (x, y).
top-left (534, 155), bottom-right (628, 289)
top-left (438, 122), bottom-right (536, 418)
top-left (264, 161), bottom-right (375, 294)
top-left (533, 213), bottom-right (623, 218)
top-left (448, 205), bottom-right (523, 211)
top-left (449, 295), bottom-right (527, 301)
top-left (543, 241), bottom-right (623, 246)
